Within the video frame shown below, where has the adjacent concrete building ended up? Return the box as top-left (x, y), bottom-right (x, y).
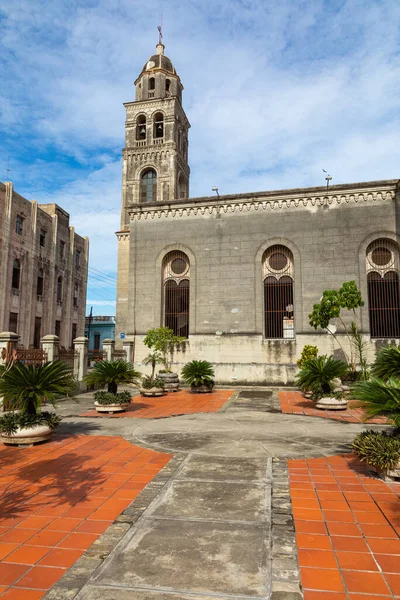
top-left (85, 315), bottom-right (116, 352)
top-left (116, 41), bottom-right (400, 384)
top-left (0, 181), bottom-right (89, 348)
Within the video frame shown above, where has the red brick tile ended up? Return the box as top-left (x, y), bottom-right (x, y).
top-left (348, 595), bottom-right (392, 600)
top-left (294, 520), bottom-right (328, 535)
top-left (324, 510), bottom-right (355, 523)
top-left (341, 570), bottom-right (390, 595)
top-left (15, 566), bottom-right (65, 589)
top-left (28, 530), bottom-right (67, 547)
top-left (16, 517), bottom-right (54, 530)
top-left (375, 554), bottom-right (400, 573)
top-left (296, 533), bottom-right (332, 550)
top-left (44, 518), bottom-right (83, 532)
top-left (326, 522), bottom-right (362, 537)
top-left (335, 550), bottom-right (379, 571)
top-left (39, 548), bottom-right (84, 567)
top-left (353, 511), bottom-right (390, 524)
top-left (368, 538), bottom-right (400, 554)
top-left (0, 563), bottom-right (29, 586)
top-left (359, 524), bottom-right (398, 538)
top-left (330, 536), bottom-right (370, 552)
top-left (0, 542), bottom-right (19, 560)
top-left (57, 532), bottom-right (98, 550)
top-left (3, 545), bottom-right (51, 565)
top-left (75, 520), bottom-right (112, 534)
top-left (1, 590), bottom-right (45, 599)
top-left (0, 528), bottom-right (35, 544)
top-left (298, 549), bottom-right (337, 568)
top-left (304, 593), bottom-right (347, 600)
top-left (384, 572), bottom-right (400, 595)
top-left (301, 567), bottom-right (344, 591)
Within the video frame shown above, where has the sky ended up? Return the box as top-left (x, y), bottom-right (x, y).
top-left (0, 0), bottom-right (399, 315)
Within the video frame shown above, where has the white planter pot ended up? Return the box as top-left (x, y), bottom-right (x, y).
top-left (1, 424), bottom-right (52, 446)
top-left (140, 387), bottom-right (165, 397)
top-left (191, 385), bottom-right (214, 394)
top-left (316, 397), bottom-right (348, 411)
top-left (94, 402), bottom-right (129, 413)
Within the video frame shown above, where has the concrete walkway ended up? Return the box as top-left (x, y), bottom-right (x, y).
top-left (46, 388), bottom-right (388, 600)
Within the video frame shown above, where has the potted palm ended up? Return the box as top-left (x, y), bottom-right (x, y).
top-left (141, 352), bottom-right (166, 396)
top-left (181, 360), bottom-right (215, 393)
top-left (296, 355), bottom-right (349, 410)
top-left (84, 360), bottom-right (142, 413)
top-left (0, 361), bottom-right (75, 445)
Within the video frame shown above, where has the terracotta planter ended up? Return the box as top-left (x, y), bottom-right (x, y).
top-left (316, 397), bottom-right (348, 411)
top-left (94, 402), bottom-right (129, 413)
top-left (140, 387), bottom-right (165, 397)
top-left (1, 424), bottom-right (52, 446)
top-left (191, 385), bottom-right (214, 394)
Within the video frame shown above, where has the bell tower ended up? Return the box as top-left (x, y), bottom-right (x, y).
top-left (120, 38), bottom-right (190, 229)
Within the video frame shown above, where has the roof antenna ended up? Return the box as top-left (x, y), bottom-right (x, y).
top-left (322, 169), bottom-right (332, 188)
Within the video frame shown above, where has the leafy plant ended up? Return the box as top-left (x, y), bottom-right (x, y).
top-left (296, 345), bottom-right (318, 369)
top-left (295, 355), bottom-right (348, 397)
top-left (349, 321), bottom-right (369, 380)
top-left (94, 390), bottom-right (132, 405)
top-left (181, 360), bottom-right (215, 389)
top-left (309, 281), bottom-right (365, 369)
top-left (351, 377), bottom-right (400, 428)
top-left (371, 345), bottom-right (400, 380)
top-left (141, 375), bottom-right (165, 390)
top-left (84, 360), bottom-right (142, 394)
top-left (143, 327), bottom-right (186, 372)
top-left (0, 412), bottom-right (61, 435)
top-left (0, 361), bottom-right (76, 416)
top-left (352, 430), bottom-right (400, 471)
top-left (142, 351), bottom-right (164, 380)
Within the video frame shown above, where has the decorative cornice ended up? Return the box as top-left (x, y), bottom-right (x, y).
top-left (127, 182), bottom-right (398, 222)
top-left (116, 230), bottom-right (130, 241)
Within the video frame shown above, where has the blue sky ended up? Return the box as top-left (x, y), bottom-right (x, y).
top-left (1, 0), bottom-right (399, 315)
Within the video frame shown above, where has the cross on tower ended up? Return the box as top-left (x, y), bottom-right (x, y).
top-left (157, 24), bottom-right (163, 45)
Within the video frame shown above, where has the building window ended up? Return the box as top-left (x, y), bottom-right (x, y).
top-left (55, 320), bottom-right (61, 337)
top-left (71, 323), bottom-right (77, 348)
top-left (149, 77), bottom-right (155, 90)
top-left (37, 268), bottom-right (44, 297)
top-left (39, 229), bottom-right (46, 247)
top-left (140, 169), bottom-right (157, 203)
top-left (94, 333), bottom-right (101, 351)
top-left (9, 312), bottom-right (18, 333)
top-left (136, 115), bottom-right (146, 141)
top-left (15, 215), bottom-right (24, 235)
top-left (166, 78), bottom-right (171, 94)
top-left (154, 112), bottom-right (164, 138)
top-left (75, 250), bottom-right (81, 268)
top-left (12, 259), bottom-right (21, 290)
top-left (178, 174), bottom-right (186, 199)
top-left (263, 245), bottom-right (294, 339)
top-left (59, 241), bottom-right (65, 259)
top-left (57, 276), bottom-right (63, 303)
top-left (366, 239), bottom-right (400, 338)
top-left (162, 250), bottom-right (190, 338)
top-left (34, 317), bottom-right (42, 349)
top-left (73, 283), bottom-right (78, 308)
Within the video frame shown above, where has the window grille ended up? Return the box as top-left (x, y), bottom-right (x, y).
top-left (140, 169), bottom-right (157, 203)
top-left (162, 251), bottom-right (190, 338)
top-left (263, 245), bottom-right (294, 339)
top-left (39, 229), bottom-right (46, 247)
top-left (37, 268), bottom-right (44, 296)
top-left (366, 239), bottom-right (400, 338)
top-left (12, 259), bottom-right (20, 290)
top-left (15, 215), bottom-right (23, 235)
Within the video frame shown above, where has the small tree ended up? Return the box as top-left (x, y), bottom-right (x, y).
top-left (143, 327), bottom-right (186, 372)
top-left (309, 281), bottom-right (365, 371)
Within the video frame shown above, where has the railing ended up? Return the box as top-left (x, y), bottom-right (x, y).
top-left (148, 92), bottom-right (155, 98)
top-left (135, 141), bottom-right (146, 147)
top-left (16, 347), bottom-right (47, 366)
top-left (153, 138), bottom-right (164, 145)
top-left (59, 347), bottom-right (77, 369)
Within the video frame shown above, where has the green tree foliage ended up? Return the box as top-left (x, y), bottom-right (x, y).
top-left (181, 360), bottom-right (215, 389)
top-left (295, 355), bottom-right (348, 397)
top-left (296, 345), bottom-right (318, 369)
top-left (0, 361), bottom-right (76, 416)
top-left (351, 377), bottom-right (400, 429)
top-left (143, 327), bottom-right (186, 371)
top-left (371, 345), bottom-right (400, 380)
top-left (142, 351), bottom-right (164, 380)
top-left (84, 360), bottom-right (142, 394)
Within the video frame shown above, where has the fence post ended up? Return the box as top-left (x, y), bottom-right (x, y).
top-left (0, 332), bottom-right (19, 366)
top-left (41, 335), bottom-right (60, 363)
top-left (102, 339), bottom-right (115, 362)
top-left (73, 337), bottom-right (88, 386)
top-left (122, 340), bottom-right (134, 365)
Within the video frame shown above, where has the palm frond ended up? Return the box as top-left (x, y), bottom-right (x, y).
top-left (181, 360), bottom-right (215, 387)
top-left (84, 360), bottom-right (142, 393)
top-left (351, 377), bottom-right (400, 428)
top-left (371, 346), bottom-right (400, 380)
top-left (295, 355), bottom-right (348, 395)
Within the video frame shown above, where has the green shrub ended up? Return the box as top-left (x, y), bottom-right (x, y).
top-left (84, 360), bottom-right (142, 394)
top-left (295, 355), bottom-right (348, 397)
top-left (352, 430), bottom-right (400, 471)
top-left (296, 345), bottom-right (318, 369)
top-left (181, 360), bottom-right (215, 388)
top-left (141, 376), bottom-right (165, 390)
top-left (94, 391), bottom-right (132, 405)
top-left (0, 412), bottom-right (61, 435)
top-left (372, 345), bottom-right (400, 380)
top-left (351, 377), bottom-right (400, 428)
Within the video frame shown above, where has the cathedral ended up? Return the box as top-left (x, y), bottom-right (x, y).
top-left (115, 40), bottom-right (400, 384)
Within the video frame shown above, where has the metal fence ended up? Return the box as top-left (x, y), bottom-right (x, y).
top-left (59, 348), bottom-right (77, 370)
top-left (16, 347), bottom-right (47, 366)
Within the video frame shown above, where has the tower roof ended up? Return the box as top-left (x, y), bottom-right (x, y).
top-left (140, 43), bottom-right (177, 76)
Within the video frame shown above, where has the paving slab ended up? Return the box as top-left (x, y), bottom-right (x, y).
top-left (78, 588), bottom-right (248, 600)
top-left (177, 454), bottom-right (270, 482)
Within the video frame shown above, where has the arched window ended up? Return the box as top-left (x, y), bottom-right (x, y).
top-left (12, 259), bottom-right (20, 290)
top-left (140, 169), bottom-right (157, 203)
top-left (366, 239), bottom-right (400, 338)
top-left (73, 283), bottom-right (79, 308)
top-left (166, 79), bottom-right (171, 95)
top-left (149, 77), bottom-right (155, 90)
top-left (57, 276), bottom-right (63, 304)
top-left (162, 251), bottom-right (190, 338)
top-left (37, 268), bottom-right (44, 296)
top-left (136, 115), bottom-right (146, 141)
top-left (178, 174), bottom-right (186, 199)
top-left (263, 245), bottom-right (294, 339)
top-left (153, 112), bottom-right (164, 138)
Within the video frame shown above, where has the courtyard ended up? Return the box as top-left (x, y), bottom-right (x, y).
top-left (0, 388), bottom-right (398, 599)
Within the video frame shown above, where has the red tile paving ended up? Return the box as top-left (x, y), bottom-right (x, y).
top-left (0, 435), bottom-right (171, 597)
top-left (80, 389), bottom-right (234, 418)
top-left (289, 454), bottom-right (400, 598)
top-left (279, 390), bottom-right (388, 423)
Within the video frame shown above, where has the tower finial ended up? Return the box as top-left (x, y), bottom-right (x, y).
top-left (157, 24), bottom-right (163, 45)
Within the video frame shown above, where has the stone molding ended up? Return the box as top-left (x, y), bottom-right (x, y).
top-left (116, 231), bottom-right (130, 242)
top-left (127, 184), bottom-right (396, 222)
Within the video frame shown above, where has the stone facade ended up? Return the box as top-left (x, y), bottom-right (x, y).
top-left (0, 181), bottom-right (89, 348)
top-left (116, 42), bottom-right (400, 384)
